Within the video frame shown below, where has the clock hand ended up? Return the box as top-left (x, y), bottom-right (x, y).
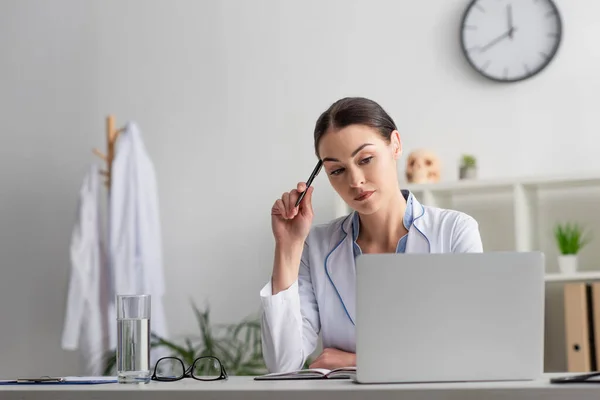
top-left (479, 27), bottom-right (517, 52)
top-left (507, 4), bottom-right (514, 39)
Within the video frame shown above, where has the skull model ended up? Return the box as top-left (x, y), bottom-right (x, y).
top-left (405, 149), bottom-right (441, 184)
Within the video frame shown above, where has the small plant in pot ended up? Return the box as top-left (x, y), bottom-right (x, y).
top-left (554, 222), bottom-right (591, 274)
top-left (459, 154), bottom-right (477, 180)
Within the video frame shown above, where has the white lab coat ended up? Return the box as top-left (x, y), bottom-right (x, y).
top-left (62, 163), bottom-right (107, 375)
top-left (259, 193), bottom-right (483, 373)
top-left (108, 122), bottom-right (168, 350)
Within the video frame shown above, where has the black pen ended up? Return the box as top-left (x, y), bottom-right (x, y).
top-left (295, 160), bottom-right (323, 207)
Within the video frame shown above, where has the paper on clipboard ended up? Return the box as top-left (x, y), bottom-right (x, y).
top-left (0, 376), bottom-right (118, 385)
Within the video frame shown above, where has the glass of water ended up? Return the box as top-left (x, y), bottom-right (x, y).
top-left (116, 294), bottom-right (151, 384)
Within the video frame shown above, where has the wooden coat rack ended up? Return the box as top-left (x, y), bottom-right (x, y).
top-left (93, 115), bottom-right (124, 190)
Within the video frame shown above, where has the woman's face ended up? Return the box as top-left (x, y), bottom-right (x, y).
top-left (318, 124), bottom-right (401, 214)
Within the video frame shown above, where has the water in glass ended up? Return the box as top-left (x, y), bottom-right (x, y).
top-left (117, 317), bottom-right (151, 383)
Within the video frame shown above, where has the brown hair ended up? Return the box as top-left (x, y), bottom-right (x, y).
top-left (313, 97), bottom-right (398, 158)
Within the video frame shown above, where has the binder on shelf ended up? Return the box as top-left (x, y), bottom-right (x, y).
top-left (564, 282), bottom-right (597, 372)
top-left (591, 283), bottom-right (600, 367)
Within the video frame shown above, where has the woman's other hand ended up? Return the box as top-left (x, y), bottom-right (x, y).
top-left (309, 348), bottom-right (356, 370)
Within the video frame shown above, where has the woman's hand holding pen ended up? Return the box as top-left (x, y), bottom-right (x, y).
top-left (272, 181), bottom-right (314, 245)
top-left (270, 182), bottom-right (314, 294)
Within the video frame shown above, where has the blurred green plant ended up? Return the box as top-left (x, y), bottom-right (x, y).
top-left (554, 222), bottom-right (592, 255)
top-left (460, 154), bottom-right (477, 168)
top-left (103, 303), bottom-right (268, 376)
top-left (104, 302), bottom-right (314, 376)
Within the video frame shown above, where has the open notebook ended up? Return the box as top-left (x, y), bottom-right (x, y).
top-left (254, 367), bottom-right (356, 380)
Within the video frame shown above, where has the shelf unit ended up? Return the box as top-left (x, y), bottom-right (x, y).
top-left (545, 271), bottom-right (600, 283)
top-left (332, 172), bottom-right (600, 281)
top-left (407, 173), bottom-right (600, 253)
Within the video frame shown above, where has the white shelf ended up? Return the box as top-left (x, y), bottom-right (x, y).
top-left (544, 271), bottom-right (600, 283)
top-left (402, 172), bottom-right (600, 195)
top-left (334, 172), bottom-right (600, 253)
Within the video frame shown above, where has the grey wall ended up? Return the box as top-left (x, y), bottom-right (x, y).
top-left (0, 0), bottom-right (598, 377)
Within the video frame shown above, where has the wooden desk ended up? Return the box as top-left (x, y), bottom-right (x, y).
top-left (0, 375), bottom-right (599, 400)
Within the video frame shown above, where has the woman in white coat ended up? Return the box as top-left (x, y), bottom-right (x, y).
top-left (260, 97), bottom-right (483, 374)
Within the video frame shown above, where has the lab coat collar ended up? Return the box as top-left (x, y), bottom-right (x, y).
top-left (325, 190), bottom-right (431, 326)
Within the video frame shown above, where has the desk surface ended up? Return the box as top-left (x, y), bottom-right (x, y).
top-left (1, 374), bottom-right (599, 400)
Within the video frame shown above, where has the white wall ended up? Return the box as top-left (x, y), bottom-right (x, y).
top-left (0, 0), bottom-right (598, 376)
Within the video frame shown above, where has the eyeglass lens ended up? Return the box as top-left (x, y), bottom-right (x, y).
top-left (192, 357), bottom-right (222, 380)
top-left (155, 358), bottom-right (185, 380)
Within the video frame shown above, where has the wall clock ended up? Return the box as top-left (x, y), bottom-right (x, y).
top-left (460, 0), bottom-right (562, 82)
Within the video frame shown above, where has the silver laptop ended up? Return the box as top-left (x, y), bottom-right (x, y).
top-left (354, 252), bottom-right (545, 384)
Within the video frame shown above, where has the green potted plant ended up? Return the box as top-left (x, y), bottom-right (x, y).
top-left (554, 222), bottom-right (591, 274)
top-left (459, 154), bottom-right (477, 180)
top-left (103, 303), bottom-right (267, 376)
top-left (103, 302), bottom-right (314, 376)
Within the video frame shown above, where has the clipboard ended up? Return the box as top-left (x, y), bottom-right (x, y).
top-left (550, 371), bottom-right (600, 384)
top-left (0, 376), bottom-right (118, 385)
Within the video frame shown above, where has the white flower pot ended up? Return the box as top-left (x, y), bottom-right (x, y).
top-left (459, 166), bottom-right (477, 180)
top-left (558, 254), bottom-right (578, 274)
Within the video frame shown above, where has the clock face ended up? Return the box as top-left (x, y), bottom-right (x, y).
top-left (460, 0), bottom-right (562, 82)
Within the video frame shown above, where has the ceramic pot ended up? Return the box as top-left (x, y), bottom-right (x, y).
top-left (459, 166), bottom-right (477, 180)
top-left (558, 254), bottom-right (578, 274)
